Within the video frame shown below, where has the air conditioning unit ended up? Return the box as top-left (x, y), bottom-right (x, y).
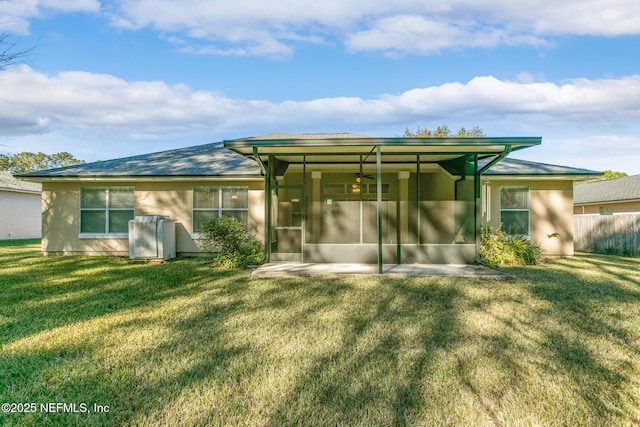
top-left (128, 215), bottom-right (176, 260)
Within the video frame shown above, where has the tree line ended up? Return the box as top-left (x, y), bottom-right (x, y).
top-left (0, 152), bottom-right (85, 174)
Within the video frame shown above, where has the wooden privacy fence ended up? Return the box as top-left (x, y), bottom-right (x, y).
top-left (574, 214), bottom-right (640, 256)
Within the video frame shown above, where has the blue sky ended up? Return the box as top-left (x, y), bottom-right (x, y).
top-left (1, 0), bottom-right (639, 174)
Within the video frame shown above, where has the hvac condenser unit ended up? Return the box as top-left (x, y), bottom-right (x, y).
top-left (128, 215), bottom-right (176, 260)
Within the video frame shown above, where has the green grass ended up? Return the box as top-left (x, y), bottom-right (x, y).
top-left (0, 239), bottom-right (40, 248)
top-left (1, 242), bottom-right (639, 426)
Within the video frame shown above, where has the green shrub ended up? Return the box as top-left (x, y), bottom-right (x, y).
top-left (198, 216), bottom-right (264, 268)
top-left (479, 226), bottom-right (542, 268)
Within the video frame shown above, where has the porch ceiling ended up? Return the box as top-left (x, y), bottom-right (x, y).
top-left (224, 136), bottom-right (541, 165)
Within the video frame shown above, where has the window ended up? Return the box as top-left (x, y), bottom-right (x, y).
top-left (500, 186), bottom-right (530, 235)
top-left (80, 187), bottom-right (134, 236)
top-left (193, 186), bottom-right (248, 232)
top-left (599, 206), bottom-right (613, 215)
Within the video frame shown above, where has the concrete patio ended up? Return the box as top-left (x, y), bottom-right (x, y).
top-left (251, 262), bottom-right (514, 279)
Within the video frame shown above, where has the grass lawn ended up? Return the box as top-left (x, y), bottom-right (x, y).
top-left (1, 241), bottom-right (639, 426)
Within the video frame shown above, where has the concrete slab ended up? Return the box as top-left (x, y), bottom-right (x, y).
top-left (251, 263), bottom-right (514, 279)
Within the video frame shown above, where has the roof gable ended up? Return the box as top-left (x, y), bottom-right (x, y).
top-left (574, 174), bottom-right (640, 205)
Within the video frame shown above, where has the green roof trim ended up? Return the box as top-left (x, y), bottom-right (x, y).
top-left (225, 134), bottom-right (541, 152)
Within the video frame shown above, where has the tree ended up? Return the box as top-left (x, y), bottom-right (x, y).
top-left (1, 32), bottom-right (33, 71)
top-left (576, 169), bottom-right (628, 185)
top-left (601, 170), bottom-right (628, 180)
top-left (0, 152), bottom-right (85, 174)
top-left (402, 125), bottom-right (485, 138)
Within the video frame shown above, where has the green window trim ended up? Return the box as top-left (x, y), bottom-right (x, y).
top-left (79, 187), bottom-right (134, 237)
top-left (192, 186), bottom-right (249, 234)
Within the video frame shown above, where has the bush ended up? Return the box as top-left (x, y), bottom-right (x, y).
top-left (198, 216), bottom-right (264, 268)
top-left (479, 226), bottom-right (542, 268)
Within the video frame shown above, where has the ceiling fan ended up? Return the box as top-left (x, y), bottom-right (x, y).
top-left (355, 173), bottom-right (374, 182)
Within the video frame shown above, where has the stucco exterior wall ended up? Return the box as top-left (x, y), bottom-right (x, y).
top-left (41, 180), bottom-right (264, 256)
top-left (482, 180), bottom-right (574, 257)
top-left (0, 190), bottom-right (42, 239)
top-left (574, 201), bottom-right (640, 215)
top-left (40, 175), bottom-right (576, 259)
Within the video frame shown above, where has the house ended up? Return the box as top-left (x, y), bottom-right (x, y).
top-left (574, 174), bottom-right (640, 215)
top-left (0, 171), bottom-right (42, 240)
top-left (18, 133), bottom-right (600, 269)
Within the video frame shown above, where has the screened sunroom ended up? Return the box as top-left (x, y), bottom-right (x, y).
top-left (224, 134), bottom-right (540, 272)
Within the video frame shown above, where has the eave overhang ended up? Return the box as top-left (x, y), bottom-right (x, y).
top-left (224, 136), bottom-right (542, 165)
top-left (17, 175), bottom-right (264, 183)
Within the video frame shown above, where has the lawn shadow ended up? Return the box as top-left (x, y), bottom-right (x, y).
top-left (261, 277), bottom-right (468, 426)
top-left (2, 250), bottom-right (640, 426)
top-left (0, 267), bottom-right (254, 426)
top-left (0, 254), bottom-right (237, 346)
top-left (501, 255), bottom-right (640, 424)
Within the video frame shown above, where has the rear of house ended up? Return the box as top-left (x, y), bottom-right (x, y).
top-left (18, 133), bottom-right (600, 265)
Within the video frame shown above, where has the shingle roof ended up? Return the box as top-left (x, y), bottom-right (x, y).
top-left (17, 142), bottom-right (262, 179)
top-left (0, 172), bottom-right (41, 193)
top-left (15, 138), bottom-right (599, 181)
top-left (481, 157), bottom-right (601, 176)
top-left (574, 174), bottom-right (640, 205)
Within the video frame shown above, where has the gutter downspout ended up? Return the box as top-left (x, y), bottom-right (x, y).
top-left (252, 147), bottom-right (268, 176)
top-left (252, 147), bottom-right (269, 265)
top-left (475, 145), bottom-right (511, 264)
top-left (454, 162), bottom-right (467, 200)
top-left (478, 145), bottom-right (512, 175)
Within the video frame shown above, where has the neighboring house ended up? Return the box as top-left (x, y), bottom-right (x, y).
top-left (0, 171), bottom-right (42, 240)
top-left (574, 174), bottom-right (640, 215)
top-left (18, 133), bottom-right (600, 268)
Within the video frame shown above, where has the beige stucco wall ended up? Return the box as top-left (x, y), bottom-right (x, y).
top-left (574, 201), bottom-right (640, 215)
top-left (41, 180), bottom-right (264, 256)
top-left (0, 190), bottom-right (42, 239)
top-left (40, 173), bottom-right (577, 259)
top-left (482, 180), bottom-right (574, 257)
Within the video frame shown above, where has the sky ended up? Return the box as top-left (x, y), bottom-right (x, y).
top-left (1, 0), bottom-right (639, 174)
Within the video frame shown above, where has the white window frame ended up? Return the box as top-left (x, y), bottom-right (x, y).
top-left (499, 186), bottom-right (530, 236)
top-left (79, 187), bottom-right (134, 238)
top-left (192, 186), bottom-right (249, 236)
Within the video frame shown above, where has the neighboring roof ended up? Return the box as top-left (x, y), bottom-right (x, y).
top-left (0, 172), bottom-right (42, 193)
top-left (17, 142), bottom-right (262, 180)
top-left (574, 174), bottom-right (640, 205)
top-left (481, 157), bottom-right (602, 177)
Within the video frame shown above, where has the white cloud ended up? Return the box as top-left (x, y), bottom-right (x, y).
top-left (515, 135), bottom-right (640, 174)
top-left (345, 15), bottom-right (550, 55)
top-left (1, 65), bottom-right (640, 136)
top-left (4, 0), bottom-right (638, 57)
top-left (1, 65), bottom-right (639, 172)
top-left (0, 0), bottom-right (99, 34)
top-left (100, 0), bottom-right (640, 57)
